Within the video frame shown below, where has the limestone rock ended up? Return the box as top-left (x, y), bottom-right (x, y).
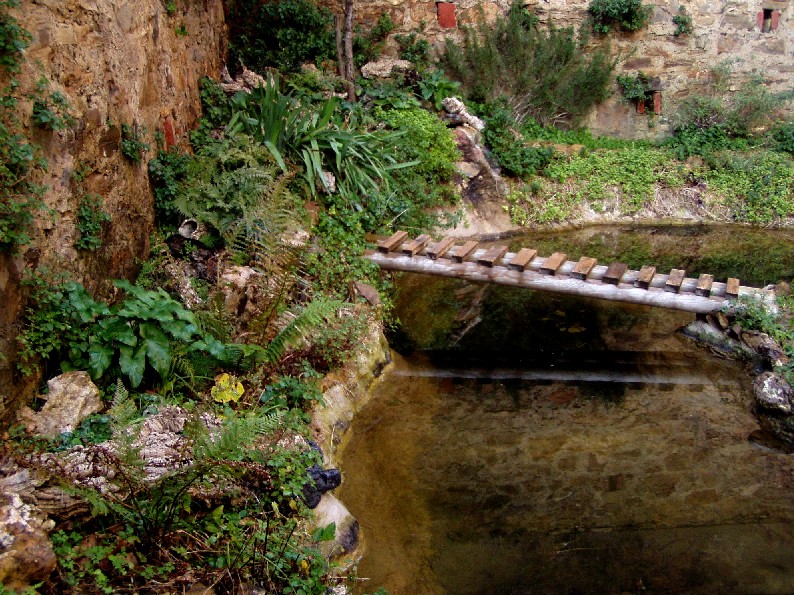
top-left (360, 59), bottom-right (415, 79)
top-left (753, 372), bottom-right (793, 414)
top-left (742, 330), bottom-right (791, 368)
top-left (311, 493), bottom-right (360, 561)
top-left (354, 281), bottom-right (381, 307)
top-left (442, 97), bottom-right (485, 131)
top-left (17, 372), bottom-right (102, 438)
top-left (0, 493), bottom-right (56, 590)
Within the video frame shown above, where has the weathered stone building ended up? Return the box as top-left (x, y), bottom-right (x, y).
top-left (322, 0), bottom-right (792, 137)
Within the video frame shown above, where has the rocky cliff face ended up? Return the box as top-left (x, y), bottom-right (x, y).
top-left (322, 0), bottom-right (792, 137)
top-left (0, 0), bottom-right (226, 419)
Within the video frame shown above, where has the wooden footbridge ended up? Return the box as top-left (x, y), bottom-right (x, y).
top-left (365, 232), bottom-right (768, 314)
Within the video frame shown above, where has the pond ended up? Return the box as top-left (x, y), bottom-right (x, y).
top-left (337, 225), bottom-right (794, 594)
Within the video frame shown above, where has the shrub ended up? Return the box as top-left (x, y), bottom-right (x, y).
top-left (672, 6), bottom-right (693, 36)
top-left (479, 102), bottom-right (554, 179)
top-left (443, 1), bottom-right (615, 126)
top-left (227, 0), bottom-right (335, 73)
top-left (148, 148), bottom-right (191, 226)
top-left (770, 121), bottom-right (794, 155)
top-left (588, 0), bottom-right (652, 33)
top-left (379, 106), bottom-right (459, 181)
top-left (616, 71), bottom-right (652, 104)
top-left (669, 74), bottom-right (784, 158)
top-left (395, 30), bottom-right (431, 70)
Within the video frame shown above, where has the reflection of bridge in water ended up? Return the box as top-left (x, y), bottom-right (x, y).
top-left (365, 231), bottom-right (769, 314)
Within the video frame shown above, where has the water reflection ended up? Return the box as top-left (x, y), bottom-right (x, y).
top-left (338, 226), bottom-right (794, 594)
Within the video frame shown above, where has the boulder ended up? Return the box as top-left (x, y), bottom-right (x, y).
top-left (741, 330), bottom-right (790, 368)
top-left (442, 97), bottom-right (485, 131)
top-left (17, 372), bottom-right (103, 438)
top-left (753, 372), bottom-right (793, 414)
top-left (0, 493), bottom-right (56, 590)
top-left (360, 59), bottom-right (415, 80)
top-left (311, 493), bottom-right (360, 561)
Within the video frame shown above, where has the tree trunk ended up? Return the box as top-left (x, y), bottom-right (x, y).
top-left (343, 0), bottom-right (356, 101)
top-left (335, 15), bottom-right (345, 81)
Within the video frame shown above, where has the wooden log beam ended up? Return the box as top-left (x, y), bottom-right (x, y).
top-left (363, 250), bottom-right (767, 314)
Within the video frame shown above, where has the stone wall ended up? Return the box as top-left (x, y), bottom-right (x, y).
top-left (323, 0), bottom-right (791, 137)
top-left (0, 0), bottom-right (227, 420)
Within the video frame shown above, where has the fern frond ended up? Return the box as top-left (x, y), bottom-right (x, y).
top-left (263, 298), bottom-right (346, 364)
top-left (193, 411), bottom-right (285, 462)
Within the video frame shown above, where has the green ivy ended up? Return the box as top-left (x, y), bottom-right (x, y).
top-left (75, 193), bottom-right (110, 250)
top-left (120, 123), bottom-right (150, 164)
top-left (0, 0), bottom-right (48, 253)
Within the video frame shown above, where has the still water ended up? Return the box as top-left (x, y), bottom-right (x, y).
top-left (337, 226), bottom-right (794, 594)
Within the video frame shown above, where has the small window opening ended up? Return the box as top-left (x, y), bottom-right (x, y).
top-left (762, 8), bottom-right (773, 32)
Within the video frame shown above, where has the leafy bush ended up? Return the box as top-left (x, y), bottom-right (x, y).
top-left (395, 30), bottom-right (431, 70)
top-left (770, 121), bottom-right (794, 155)
top-left (148, 148), bottom-right (191, 226)
top-left (417, 70), bottom-right (461, 111)
top-left (443, 1), bottom-right (615, 126)
top-left (227, 0), bottom-right (335, 73)
top-left (669, 72), bottom-right (785, 158)
top-left (31, 85), bottom-right (74, 131)
top-left (616, 71), bottom-right (652, 104)
top-left (479, 102), bottom-right (554, 179)
top-left (379, 106), bottom-right (459, 182)
top-left (588, 0), bottom-right (652, 33)
top-left (672, 6), bottom-right (693, 35)
top-left (18, 277), bottom-right (234, 387)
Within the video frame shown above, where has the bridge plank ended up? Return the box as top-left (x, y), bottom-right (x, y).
top-left (695, 273), bottom-right (714, 297)
top-left (508, 248), bottom-right (537, 272)
top-left (402, 234), bottom-right (431, 256)
top-left (726, 277), bottom-right (740, 298)
top-left (571, 256), bottom-right (597, 280)
top-left (426, 237), bottom-right (456, 260)
top-left (665, 269), bottom-right (686, 293)
top-left (450, 241), bottom-right (478, 263)
top-left (540, 252), bottom-right (567, 275)
top-left (635, 266), bottom-right (656, 289)
top-left (377, 230), bottom-right (409, 253)
top-left (603, 262), bottom-right (628, 285)
top-left (478, 245), bottom-right (508, 267)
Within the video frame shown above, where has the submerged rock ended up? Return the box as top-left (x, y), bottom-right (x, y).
top-left (753, 372), bottom-right (793, 414)
top-left (303, 465), bottom-right (342, 509)
top-left (16, 372), bottom-right (103, 438)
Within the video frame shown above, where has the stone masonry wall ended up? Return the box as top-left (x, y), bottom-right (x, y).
top-left (321, 0), bottom-right (791, 138)
top-left (0, 0), bottom-right (227, 420)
